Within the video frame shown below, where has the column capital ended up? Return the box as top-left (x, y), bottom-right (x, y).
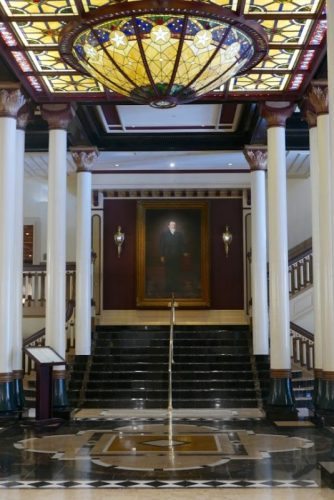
top-left (17, 102), bottom-right (34, 130)
top-left (0, 84), bottom-right (26, 119)
top-left (260, 101), bottom-right (296, 128)
top-left (71, 146), bottom-right (99, 172)
top-left (243, 145), bottom-right (267, 172)
top-left (307, 82), bottom-right (328, 116)
top-left (40, 103), bottom-right (76, 130)
top-left (300, 99), bottom-right (317, 128)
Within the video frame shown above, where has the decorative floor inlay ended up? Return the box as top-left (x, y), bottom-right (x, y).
top-left (0, 479), bottom-right (318, 489)
top-left (0, 416), bottom-right (333, 488)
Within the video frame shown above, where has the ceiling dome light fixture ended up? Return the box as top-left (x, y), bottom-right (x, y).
top-left (59, 0), bottom-right (268, 108)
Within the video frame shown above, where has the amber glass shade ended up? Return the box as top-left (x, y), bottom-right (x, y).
top-left (60, 0), bottom-right (268, 107)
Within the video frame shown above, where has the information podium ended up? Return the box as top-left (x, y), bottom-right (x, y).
top-left (24, 346), bottom-right (66, 421)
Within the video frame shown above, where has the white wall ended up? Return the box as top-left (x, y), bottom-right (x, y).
top-left (287, 176), bottom-right (312, 249)
top-left (24, 174), bottom-right (77, 263)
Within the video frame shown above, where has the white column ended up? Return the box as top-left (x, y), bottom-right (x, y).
top-left (265, 117), bottom-right (292, 370)
top-left (41, 104), bottom-right (74, 408)
top-left (45, 128), bottom-right (68, 357)
top-left (0, 86), bottom-right (25, 412)
top-left (71, 147), bottom-right (99, 355)
top-left (305, 110), bottom-right (322, 376)
top-left (261, 102), bottom-right (296, 418)
top-left (12, 105), bottom-right (31, 407)
top-left (243, 147), bottom-right (269, 355)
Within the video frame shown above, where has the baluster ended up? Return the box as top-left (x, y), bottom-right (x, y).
top-left (301, 339), bottom-right (307, 366)
top-left (40, 271), bottom-right (46, 305)
top-left (298, 260), bottom-right (304, 289)
top-left (305, 256), bottom-right (310, 285)
top-left (288, 266), bottom-right (293, 295)
top-left (293, 263), bottom-right (299, 292)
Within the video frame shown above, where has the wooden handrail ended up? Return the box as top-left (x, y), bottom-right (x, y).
top-left (290, 321), bottom-right (314, 342)
top-left (288, 238), bottom-right (312, 264)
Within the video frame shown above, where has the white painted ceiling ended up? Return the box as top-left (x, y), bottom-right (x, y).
top-left (24, 150), bottom-right (310, 178)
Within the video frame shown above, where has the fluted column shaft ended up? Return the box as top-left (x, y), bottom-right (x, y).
top-left (0, 86), bottom-right (25, 413)
top-left (243, 147), bottom-right (269, 355)
top-left (71, 147), bottom-right (99, 355)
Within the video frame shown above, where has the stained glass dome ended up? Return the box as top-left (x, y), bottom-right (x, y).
top-left (60, 0), bottom-right (268, 107)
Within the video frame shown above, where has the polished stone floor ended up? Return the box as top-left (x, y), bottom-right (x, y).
top-left (0, 409), bottom-right (334, 492)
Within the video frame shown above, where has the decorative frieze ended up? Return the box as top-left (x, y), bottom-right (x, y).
top-left (95, 189), bottom-right (244, 200)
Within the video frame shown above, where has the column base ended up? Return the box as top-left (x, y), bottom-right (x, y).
top-left (265, 371), bottom-right (297, 420)
top-left (313, 370), bottom-right (324, 408)
top-left (13, 370), bottom-right (25, 410)
top-left (318, 374), bottom-right (334, 411)
top-left (53, 370), bottom-right (71, 419)
top-left (0, 373), bottom-right (17, 415)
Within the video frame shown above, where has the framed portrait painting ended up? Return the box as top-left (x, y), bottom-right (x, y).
top-left (136, 200), bottom-right (210, 307)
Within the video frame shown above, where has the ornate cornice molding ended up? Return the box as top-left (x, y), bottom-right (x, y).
top-left (71, 146), bottom-right (99, 173)
top-left (243, 145), bottom-right (267, 172)
top-left (307, 84), bottom-right (328, 116)
top-left (40, 103), bottom-right (76, 130)
top-left (0, 86), bottom-right (25, 119)
top-left (260, 101), bottom-right (296, 128)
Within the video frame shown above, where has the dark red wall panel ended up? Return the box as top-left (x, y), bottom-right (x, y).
top-left (103, 199), bottom-right (137, 309)
top-left (210, 199), bottom-right (244, 309)
top-left (103, 198), bottom-right (244, 310)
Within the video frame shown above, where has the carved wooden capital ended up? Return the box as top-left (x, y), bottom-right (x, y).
top-left (71, 146), bottom-right (99, 172)
top-left (17, 103), bottom-right (34, 130)
top-left (307, 84), bottom-right (328, 116)
top-left (0, 86), bottom-right (26, 118)
top-left (40, 103), bottom-right (76, 130)
top-left (260, 101), bottom-right (296, 128)
top-left (243, 146), bottom-right (267, 171)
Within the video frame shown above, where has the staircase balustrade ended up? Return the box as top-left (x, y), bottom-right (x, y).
top-left (23, 263), bottom-right (76, 308)
top-left (288, 251), bottom-right (313, 297)
top-left (290, 322), bottom-right (314, 371)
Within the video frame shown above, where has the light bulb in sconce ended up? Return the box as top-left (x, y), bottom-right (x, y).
top-left (222, 225), bottom-right (233, 257)
top-left (114, 226), bottom-right (125, 258)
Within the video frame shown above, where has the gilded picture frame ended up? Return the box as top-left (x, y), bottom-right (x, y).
top-left (136, 200), bottom-right (210, 307)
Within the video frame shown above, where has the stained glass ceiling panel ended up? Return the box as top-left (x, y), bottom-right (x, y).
top-left (0, 0), bottom-right (327, 102)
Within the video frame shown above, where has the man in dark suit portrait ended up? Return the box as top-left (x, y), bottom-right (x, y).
top-left (160, 220), bottom-right (188, 295)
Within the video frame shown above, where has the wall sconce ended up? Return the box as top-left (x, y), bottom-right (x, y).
top-left (222, 225), bottom-right (233, 257)
top-left (114, 226), bottom-right (125, 258)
